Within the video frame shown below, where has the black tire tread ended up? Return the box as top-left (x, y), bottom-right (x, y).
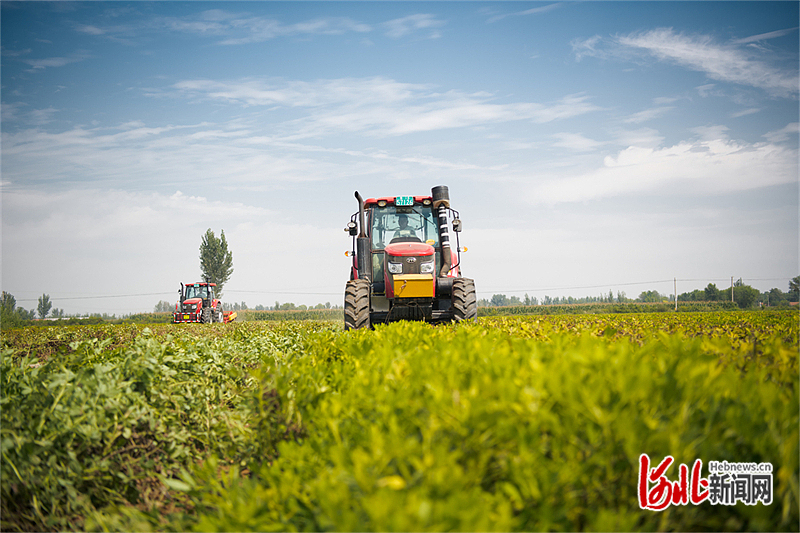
top-left (452, 277), bottom-right (477, 322)
top-left (344, 279), bottom-right (371, 330)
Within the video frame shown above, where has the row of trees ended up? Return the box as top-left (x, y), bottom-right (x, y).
top-left (1, 292), bottom-right (67, 329)
top-left (479, 291), bottom-right (630, 308)
top-left (478, 277), bottom-right (800, 310)
top-left (678, 278), bottom-right (799, 309)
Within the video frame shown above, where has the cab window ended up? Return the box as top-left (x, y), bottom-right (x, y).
top-left (186, 285), bottom-right (210, 299)
top-left (369, 205), bottom-right (439, 250)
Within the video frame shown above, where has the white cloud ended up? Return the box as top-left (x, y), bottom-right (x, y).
top-left (572, 28), bottom-right (798, 97)
top-left (22, 53), bottom-right (90, 71)
top-left (530, 135), bottom-right (797, 204)
top-left (552, 132), bottom-right (604, 152)
top-left (617, 28), bottom-right (798, 97)
top-left (623, 106), bottom-right (674, 124)
top-left (571, 35), bottom-right (603, 62)
top-left (28, 107), bottom-right (59, 126)
top-left (1, 48), bottom-right (33, 58)
top-left (219, 16), bottom-right (371, 45)
top-left (171, 77), bottom-right (421, 107)
top-left (1, 109), bottom-right (507, 196)
top-left (653, 96), bottom-right (680, 105)
top-left (763, 122), bottom-right (800, 143)
top-left (731, 108), bottom-right (760, 118)
top-left (695, 84), bottom-right (721, 98)
top-left (732, 27), bottom-right (798, 45)
top-left (75, 24), bottom-right (107, 35)
top-left (611, 127), bottom-right (665, 149)
top-left (166, 77), bottom-right (602, 138)
top-left (0, 122), bottom-right (340, 189)
top-left (1, 103), bottom-right (23, 123)
top-left (73, 10), bottom-right (372, 45)
top-left (487, 3), bottom-right (560, 23)
top-left (691, 125), bottom-right (729, 141)
top-left (383, 14), bottom-right (445, 39)
top-left (1, 103), bottom-right (60, 127)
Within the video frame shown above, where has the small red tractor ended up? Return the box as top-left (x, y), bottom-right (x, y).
top-left (343, 185), bottom-right (477, 330)
top-left (173, 281), bottom-right (236, 324)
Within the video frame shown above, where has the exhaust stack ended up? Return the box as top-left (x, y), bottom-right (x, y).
top-left (354, 191), bottom-right (371, 281)
top-left (431, 185), bottom-right (452, 277)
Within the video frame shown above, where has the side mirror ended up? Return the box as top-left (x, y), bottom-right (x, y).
top-left (452, 219), bottom-right (462, 232)
top-left (346, 221), bottom-right (358, 236)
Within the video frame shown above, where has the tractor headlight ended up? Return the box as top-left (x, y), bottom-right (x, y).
top-left (388, 262), bottom-right (403, 274)
top-left (420, 261), bottom-right (434, 273)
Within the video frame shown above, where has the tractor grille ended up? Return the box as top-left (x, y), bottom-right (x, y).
top-left (389, 299), bottom-right (433, 321)
top-left (386, 255), bottom-right (435, 275)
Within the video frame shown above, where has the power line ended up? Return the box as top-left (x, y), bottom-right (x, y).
top-left (15, 292), bottom-right (174, 303)
top-left (226, 289), bottom-right (341, 296)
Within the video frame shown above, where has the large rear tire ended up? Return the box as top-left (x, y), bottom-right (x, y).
top-left (452, 277), bottom-right (477, 322)
top-left (344, 279), bottom-right (371, 330)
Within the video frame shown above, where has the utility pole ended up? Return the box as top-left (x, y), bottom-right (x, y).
top-left (674, 278), bottom-right (677, 311)
top-left (731, 276), bottom-right (734, 303)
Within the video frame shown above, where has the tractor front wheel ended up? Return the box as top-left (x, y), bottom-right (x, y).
top-left (344, 279), bottom-right (371, 330)
top-left (452, 277), bottom-right (477, 322)
top-left (201, 308), bottom-right (212, 324)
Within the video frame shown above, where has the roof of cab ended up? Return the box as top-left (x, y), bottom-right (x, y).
top-left (364, 195), bottom-right (432, 206)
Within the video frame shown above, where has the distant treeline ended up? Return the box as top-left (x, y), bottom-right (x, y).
top-left (481, 278), bottom-right (799, 311)
top-left (478, 301), bottom-right (746, 317)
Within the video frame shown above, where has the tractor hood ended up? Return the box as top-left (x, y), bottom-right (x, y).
top-left (385, 242), bottom-right (435, 258)
top-left (183, 298), bottom-right (203, 306)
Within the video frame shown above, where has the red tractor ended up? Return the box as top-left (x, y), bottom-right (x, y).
top-left (344, 185), bottom-right (477, 330)
top-left (173, 281), bottom-right (236, 324)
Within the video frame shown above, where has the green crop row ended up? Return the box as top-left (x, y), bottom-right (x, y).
top-left (240, 309), bottom-right (344, 322)
top-left (1, 322), bottom-right (329, 531)
top-left (1, 312), bottom-right (798, 531)
top-left (478, 301), bottom-right (745, 316)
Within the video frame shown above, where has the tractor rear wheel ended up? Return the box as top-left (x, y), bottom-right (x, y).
top-left (452, 277), bottom-right (477, 322)
top-left (344, 279), bottom-right (371, 330)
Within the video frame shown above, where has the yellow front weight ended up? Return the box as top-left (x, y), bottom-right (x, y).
top-left (393, 274), bottom-right (435, 298)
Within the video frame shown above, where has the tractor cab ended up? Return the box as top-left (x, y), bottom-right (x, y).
top-left (367, 202), bottom-right (442, 280)
top-left (184, 283), bottom-right (214, 304)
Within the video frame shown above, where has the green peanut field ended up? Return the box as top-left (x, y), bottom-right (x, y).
top-left (1, 310), bottom-right (798, 531)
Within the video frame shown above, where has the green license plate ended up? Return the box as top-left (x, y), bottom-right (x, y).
top-left (395, 196), bottom-right (414, 206)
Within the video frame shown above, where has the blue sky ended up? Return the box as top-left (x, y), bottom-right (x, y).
top-left (2, 1), bottom-right (798, 314)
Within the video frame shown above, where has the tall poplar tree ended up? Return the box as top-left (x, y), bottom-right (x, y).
top-left (37, 293), bottom-right (52, 319)
top-left (199, 229), bottom-right (234, 299)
